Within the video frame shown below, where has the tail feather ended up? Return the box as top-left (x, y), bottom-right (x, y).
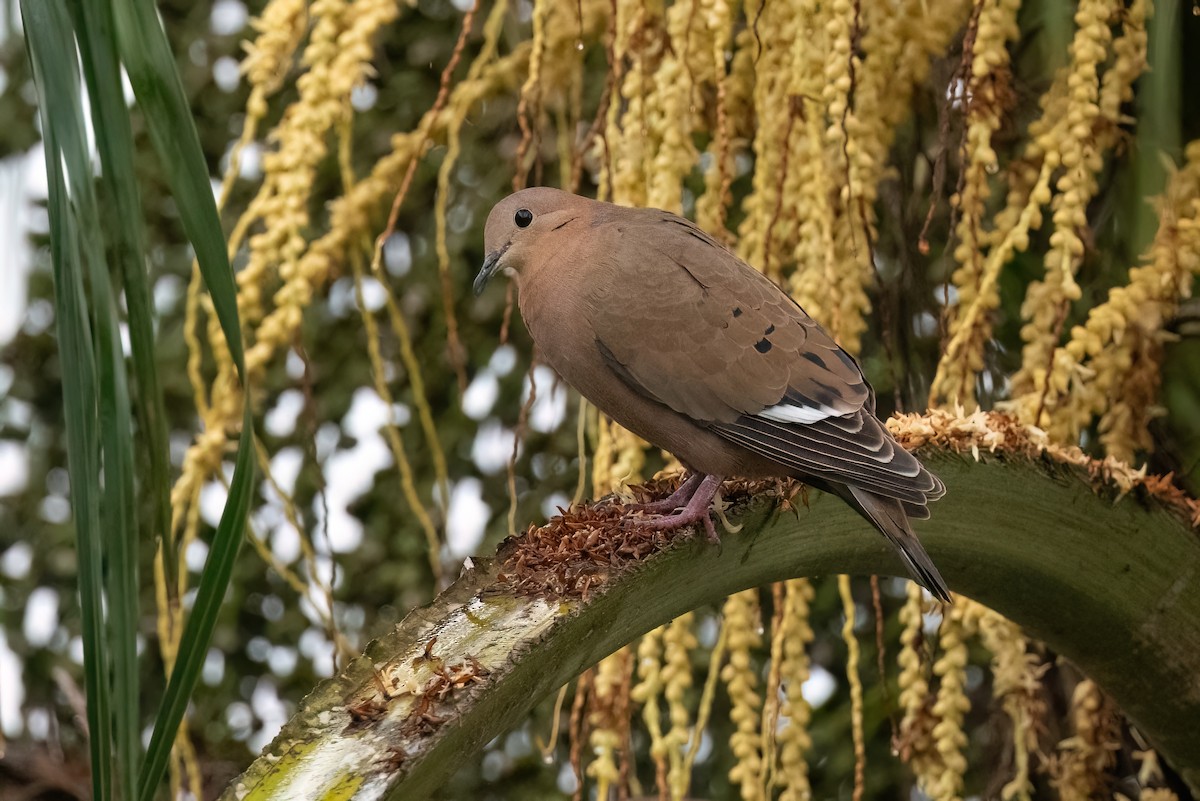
top-left (844, 485), bottom-right (951, 602)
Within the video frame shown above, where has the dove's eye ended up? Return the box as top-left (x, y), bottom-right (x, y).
top-left (515, 209), bottom-right (534, 228)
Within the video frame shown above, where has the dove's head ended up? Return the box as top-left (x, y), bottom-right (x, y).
top-left (475, 187), bottom-right (590, 296)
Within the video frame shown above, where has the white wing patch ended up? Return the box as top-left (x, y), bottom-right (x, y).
top-left (757, 402), bottom-right (841, 425)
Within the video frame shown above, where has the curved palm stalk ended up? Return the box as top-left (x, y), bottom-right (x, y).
top-left (221, 448), bottom-right (1200, 800)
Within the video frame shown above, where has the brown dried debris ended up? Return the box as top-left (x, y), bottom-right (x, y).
top-left (495, 475), bottom-right (785, 600)
top-left (889, 408), bottom-right (1200, 528)
top-left (341, 637), bottom-right (491, 745)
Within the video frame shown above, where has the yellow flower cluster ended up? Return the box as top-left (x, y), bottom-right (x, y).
top-left (586, 647), bottom-right (632, 798)
top-left (692, 0), bottom-right (736, 237)
top-left (775, 579), bottom-right (815, 801)
top-left (734, 0), bottom-right (804, 279)
top-left (663, 613), bottom-right (699, 795)
top-left (631, 624), bottom-right (670, 794)
top-left (1044, 137), bottom-right (1200, 459)
top-left (795, 0), bottom-right (970, 354)
top-left (976, 605), bottom-right (1043, 801)
top-left (1050, 679), bottom-right (1120, 801)
top-left (927, 602), bottom-right (972, 801)
top-left (1139, 791), bottom-right (1182, 801)
top-left (938, 0), bottom-right (1151, 415)
top-left (898, 593), bottom-right (1045, 801)
top-left (930, 0), bottom-right (1022, 408)
top-left (722, 589), bottom-right (765, 801)
top-left (897, 582), bottom-right (939, 777)
top-left (592, 414), bottom-right (647, 497)
top-left (838, 575), bottom-right (867, 801)
top-left (1009, 0), bottom-right (1120, 420)
top-left (646, 0), bottom-right (701, 214)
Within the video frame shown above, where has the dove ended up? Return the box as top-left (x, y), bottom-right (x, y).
top-left (474, 187), bottom-right (950, 601)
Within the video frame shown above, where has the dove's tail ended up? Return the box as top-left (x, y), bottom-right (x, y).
top-left (839, 485), bottom-right (952, 603)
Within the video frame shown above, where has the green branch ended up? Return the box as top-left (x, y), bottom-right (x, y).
top-left (221, 449), bottom-right (1200, 800)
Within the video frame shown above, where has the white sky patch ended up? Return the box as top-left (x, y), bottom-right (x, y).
top-left (199, 476), bottom-right (229, 529)
top-left (203, 647), bottom-right (226, 686)
top-left (315, 421), bottom-right (341, 460)
top-left (344, 387), bottom-right (390, 439)
top-left (269, 646), bottom-right (298, 678)
top-left (249, 678), bottom-right (289, 752)
top-left (527, 366), bottom-right (567, 433)
top-left (0, 151), bottom-right (39, 346)
top-left (169, 431), bottom-right (192, 467)
top-left (0, 440), bottom-right (29, 495)
top-left (24, 587), bottom-right (59, 648)
top-left (489, 344), bottom-right (518, 376)
top-left (383, 232), bottom-right (412, 277)
top-left (186, 539), bottom-right (209, 573)
top-left (391, 402), bottom-right (411, 426)
top-left (471, 420), bottom-right (518, 476)
top-left (914, 311), bottom-right (939, 337)
top-left (272, 520), bottom-right (302, 563)
top-left (1, 542), bottom-right (33, 579)
top-left (557, 763), bottom-right (579, 796)
top-left (356, 275), bottom-right (386, 312)
top-left (446, 478), bottom-right (489, 559)
top-left (4, 396), bottom-right (33, 429)
top-left (937, 283), bottom-right (960, 307)
top-left (922, 605), bottom-right (944, 635)
top-left (320, 447), bottom-right (386, 553)
top-left (308, 555), bottom-right (340, 595)
top-left (286, 348), bottom-right (306, 380)
top-left (314, 388), bottom-right (395, 552)
top-left (462, 371), bottom-right (499, 420)
top-left (267, 446), bottom-right (304, 496)
top-left (540, 492), bottom-right (570, 520)
top-left (299, 627), bottom-right (337, 677)
top-left (801, 665), bottom-right (836, 708)
top-left (153, 273), bottom-right (185, 316)
top-left (210, 0), bottom-right (248, 35)
top-left (350, 83), bottom-right (378, 112)
top-left (327, 277), bottom-right (357, 318)
top-left (39, 496), bottom-right (70, 524)
top-left (265, 389), bottom-right (305, 437)
top-left (213, 56), bottom-right (241, 93)
top-left (0, 628), bottom-right (24, 736)
top-left (28, 708), bottom-right (50, 741)
top-left (253, 503), bottom-right (283, 534)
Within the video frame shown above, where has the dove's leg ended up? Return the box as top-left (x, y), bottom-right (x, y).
top-left (632, 474), bottom-right (725, 543)
top-left (629, 472), bottom-right (705, 514)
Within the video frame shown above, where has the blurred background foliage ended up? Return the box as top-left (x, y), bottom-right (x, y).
top-left (0, 0), bottom-right (1199, 799)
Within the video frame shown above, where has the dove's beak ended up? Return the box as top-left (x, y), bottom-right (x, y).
top-left (474, 248), bottom-right (504, 297)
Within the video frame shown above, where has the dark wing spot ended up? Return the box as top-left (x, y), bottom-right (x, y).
top-left (765, 324), bottom-right (775, 335)
top-left (809, 381), bottom-right (842, 408)
top-left (733, 307), bottom-right (743, 317)
top-left (755, 338), bottom-right (772, 354)
top-left (802, 351), bottom-right (826, 369)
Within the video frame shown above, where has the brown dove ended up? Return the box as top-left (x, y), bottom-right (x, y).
top-left (475, 187), bottom-right (950, 601)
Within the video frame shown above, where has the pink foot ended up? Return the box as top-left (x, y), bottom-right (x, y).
top-left (629, 473), bottom-right (705, 515)
top-left (625, 474), bottom-right (725, 543)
